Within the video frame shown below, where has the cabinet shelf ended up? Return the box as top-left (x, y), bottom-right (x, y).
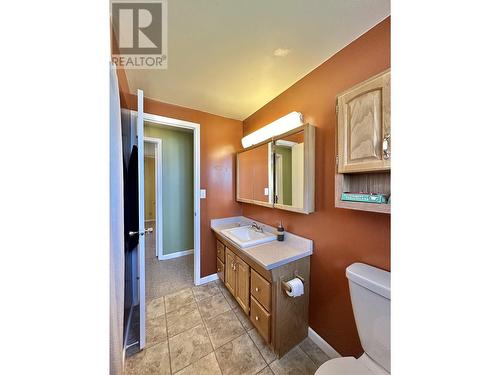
top-left (335, 68), bottom-right (391, 214)
top-left (335, 172), bottom-right (390, 214)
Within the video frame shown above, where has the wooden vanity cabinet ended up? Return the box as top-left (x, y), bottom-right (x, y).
top-left (215, 233), bottom-right (310, 357)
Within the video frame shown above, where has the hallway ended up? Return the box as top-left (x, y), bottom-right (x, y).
top-left (145, 221), bottom-right (194, 301)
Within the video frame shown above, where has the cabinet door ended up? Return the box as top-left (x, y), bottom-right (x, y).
top-left (217, 257), bottom-right (225, 283)
top-left (337, 69), bottom-right (390, 173)
top-left (225, 250), bottom-right (236, 297)
top-left (235, 256), bottom-right (250, 314)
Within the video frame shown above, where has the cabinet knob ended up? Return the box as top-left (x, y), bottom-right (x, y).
top-left (255, 316), bottom-right (259, 321)
top-left (255, 287), bottom-right (260, 292)
top-left (217, 268), bottom-right (221, 272)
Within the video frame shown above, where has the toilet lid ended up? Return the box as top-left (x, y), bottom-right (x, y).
top-left (316, 357), bottom-right (374, 375)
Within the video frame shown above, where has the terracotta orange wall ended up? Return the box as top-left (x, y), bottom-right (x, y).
top-left (122, 93), bottom-right (243, 277)
top-left (242, 18), bottom-right (391, 356)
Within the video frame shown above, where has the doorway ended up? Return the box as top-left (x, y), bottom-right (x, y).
top-left (140, 113), bottom-right (202, 292)
top-left (143, 121), bottom-right (197, 299)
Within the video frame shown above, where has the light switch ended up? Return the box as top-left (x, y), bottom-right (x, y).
top-left (200, 189), bottom-right (206, 199)
top-left (264, 188), bottom-right (269, 196)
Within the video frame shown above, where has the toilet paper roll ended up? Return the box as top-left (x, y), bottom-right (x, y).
top-left (285, 278), bottom-right (304, 297)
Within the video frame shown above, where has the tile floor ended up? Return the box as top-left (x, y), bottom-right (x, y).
top-left (126, 279), bottom-right (334, 375)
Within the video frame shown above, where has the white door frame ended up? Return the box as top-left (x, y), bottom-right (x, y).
top-left (136, 90), bottom-right (146, 349)
top-left (132, 111), bottom-right (203, 286)
top-left (144, 137), bottom-right (163, 259)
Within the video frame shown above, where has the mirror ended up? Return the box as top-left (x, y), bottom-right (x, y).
top-left (274, 131), bottom-right (305, 209)
top-left (236, 142), bottom-right (273, 207)
top-left (273, 124), bottom-right (315, 214)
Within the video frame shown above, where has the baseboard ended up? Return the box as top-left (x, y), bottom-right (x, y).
top-left (197, 273), bottom-right (218, 285)
top-left (158, 249), bottom-right (193, 261)
top-left (308, 327), bottom-right (342, 359)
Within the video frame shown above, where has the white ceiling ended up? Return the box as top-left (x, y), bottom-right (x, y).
top-left (124, 0), bottom-right (390, 120)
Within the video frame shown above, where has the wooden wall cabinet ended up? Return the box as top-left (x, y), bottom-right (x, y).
top-left (337, 69), bottom-right (391, 173)
top-left (335, 69), bottom-right (391, 214)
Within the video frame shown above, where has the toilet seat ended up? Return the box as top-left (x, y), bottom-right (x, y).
top-left (315, 357), bottom-right (374, 375)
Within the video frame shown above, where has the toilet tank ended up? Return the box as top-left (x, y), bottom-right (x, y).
top-left (346, 263), bottom-right (390, 373)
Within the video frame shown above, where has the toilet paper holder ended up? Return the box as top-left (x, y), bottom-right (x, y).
top-left (281, 273), bottom-right (305, 294)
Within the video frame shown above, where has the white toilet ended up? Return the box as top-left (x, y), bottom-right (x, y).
top-left (316, 263), bottom-right (390, 375)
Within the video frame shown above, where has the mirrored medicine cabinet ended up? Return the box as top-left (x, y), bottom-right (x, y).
top-left (236, 124), bottom-right (315, 214)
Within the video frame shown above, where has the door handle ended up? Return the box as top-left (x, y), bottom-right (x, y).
top-left (129, 228), bottom-right (153, 237)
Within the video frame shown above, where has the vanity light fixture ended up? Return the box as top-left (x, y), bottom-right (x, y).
top-left (241, 111), bottom-right (303, 148)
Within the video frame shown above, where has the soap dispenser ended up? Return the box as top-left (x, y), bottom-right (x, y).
top-left (277, 221), bottom-right (285, 241)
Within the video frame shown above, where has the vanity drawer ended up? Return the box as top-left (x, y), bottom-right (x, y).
top-left (217, 258), bottom-right (225, 282)
top-left (250, 296), bottom-right (271, 343)
top-left (216, 240), bottom-right (225, 262)
top-left (251, 269), bottom-right (271, 311)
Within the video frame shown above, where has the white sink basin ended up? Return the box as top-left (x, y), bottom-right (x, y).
top-left (221, 225), bottom-right (276, 248)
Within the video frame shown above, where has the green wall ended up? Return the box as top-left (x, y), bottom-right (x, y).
top-left (275, 146), bottom-right (292, 205)
top-left (145, 124), bottom-right (194, 255)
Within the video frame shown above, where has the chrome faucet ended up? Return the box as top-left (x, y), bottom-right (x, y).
top-left (251, 222), bottom-right (263, 233)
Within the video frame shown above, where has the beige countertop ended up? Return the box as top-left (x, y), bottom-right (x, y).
top-left (210, 216), bottom-right (313, 270)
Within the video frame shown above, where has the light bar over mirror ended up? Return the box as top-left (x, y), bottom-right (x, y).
top-left (241, 111), bottom-right (303, 148)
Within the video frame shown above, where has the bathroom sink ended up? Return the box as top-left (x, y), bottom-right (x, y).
top-left (220, 225), bottom-right (276, 248)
